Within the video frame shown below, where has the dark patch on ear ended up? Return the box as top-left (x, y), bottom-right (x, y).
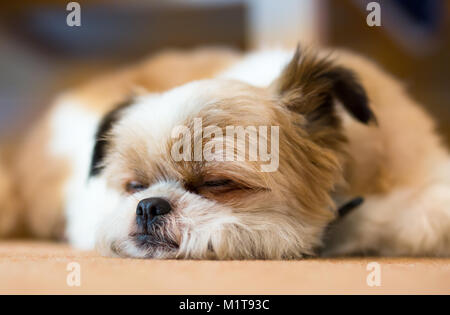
top-left (274, 46), bottom-right (376, 125)
top-left (324, 67), bottom-right (375, 124)
top-left (89, 99), bottom-right (134, 177)
top-left (336, 196), bottom-right (364, 218)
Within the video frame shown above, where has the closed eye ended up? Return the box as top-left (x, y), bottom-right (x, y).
top-left (195, 178), bottom-right (255, 195)
top-left (202, 179), bottom-right (233, 187)
top-left (125, 180), bottom-right (148, 194)
top-left (185, 177), bottom-right (270, 201)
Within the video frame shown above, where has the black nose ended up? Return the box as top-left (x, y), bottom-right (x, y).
top-left (136, 198), bottom-right (172, 231)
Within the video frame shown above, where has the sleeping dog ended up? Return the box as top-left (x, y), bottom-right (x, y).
top-left (1, 46), bottom-right (449, 259)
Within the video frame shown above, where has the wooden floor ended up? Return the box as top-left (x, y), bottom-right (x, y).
top-left (0, 241), bottom-right (449, 294)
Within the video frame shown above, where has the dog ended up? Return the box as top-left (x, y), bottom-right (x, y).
top-left (1, 46), bottom-right (449, 259)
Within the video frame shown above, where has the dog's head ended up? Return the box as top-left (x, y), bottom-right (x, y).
top-left (91, 48), bottom-right (374, 259)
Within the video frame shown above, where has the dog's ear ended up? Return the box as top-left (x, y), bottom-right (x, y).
top-left (272, 47), bottom-right (376, 131)
top-left (90, 99), bottom-right (133, 177)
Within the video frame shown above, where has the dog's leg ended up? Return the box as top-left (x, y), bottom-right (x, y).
top-left (323, 168), bottom-right (450, 257)
top-left (0, 149), bottom-right (20, 237)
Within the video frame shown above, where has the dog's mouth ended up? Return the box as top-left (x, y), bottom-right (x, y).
top-left (131, 233), bottom-right (179, 252)
top-left (129, 217), bottom-right (180, 256)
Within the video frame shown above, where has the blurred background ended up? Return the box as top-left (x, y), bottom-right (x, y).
top-left (0, 0), bottom-right (449, 144)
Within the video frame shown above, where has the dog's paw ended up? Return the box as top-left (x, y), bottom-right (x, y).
top-left (323, 182), bottom-right (450, 257)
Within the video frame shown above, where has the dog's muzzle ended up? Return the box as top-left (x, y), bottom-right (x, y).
top-left (132, 197), bottom-right (178, 254)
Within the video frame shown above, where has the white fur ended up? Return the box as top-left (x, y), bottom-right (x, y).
top-left (49, 96), bottom-right (113, 249)
top-left (219, 49), bottom-right (293, 87)
top-left (117, 81), bottom-right (226, 150)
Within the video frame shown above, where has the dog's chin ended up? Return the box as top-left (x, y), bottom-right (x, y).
top-left (107, 236), bottom-right (179, 259)
top-left (130, 233), bottom-right (179, 257)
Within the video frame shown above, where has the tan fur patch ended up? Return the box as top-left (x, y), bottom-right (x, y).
top-left (335, 51), bottom-right (449, 195)
top-left (0, 148), bottom-right (20, 237)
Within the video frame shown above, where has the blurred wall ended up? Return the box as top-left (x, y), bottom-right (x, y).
top-left (0, 0), bottom-right (249, 139)
top-left (246, 0), bottom-right (318, 48)
top-left (324, 0), bottom-right (450, 145)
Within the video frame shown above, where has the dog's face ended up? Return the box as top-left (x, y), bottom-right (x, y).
top-left (91, 49), bottom-right (374, 259)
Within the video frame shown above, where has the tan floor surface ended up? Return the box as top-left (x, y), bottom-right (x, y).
top-left (0, 241), bottom-right (448, 294)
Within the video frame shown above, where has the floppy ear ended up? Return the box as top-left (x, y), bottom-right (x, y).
top-left (90, 99), bottom-right (133, 177)
top-left (272, 47), bottom-right (376, 132)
